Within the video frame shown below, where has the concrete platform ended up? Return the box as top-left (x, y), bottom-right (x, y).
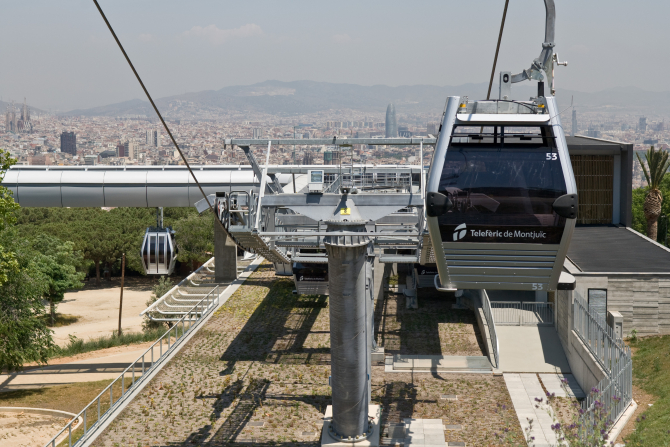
top-left (497, 326), bottom-right (570, 373)
top-left (321, 405), bottom-right (381, 446)
top-left (386, 355), bottom-right (492, 374)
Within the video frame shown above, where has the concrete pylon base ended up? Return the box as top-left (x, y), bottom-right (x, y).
top-left (321, 405), bottom-right (381, 446)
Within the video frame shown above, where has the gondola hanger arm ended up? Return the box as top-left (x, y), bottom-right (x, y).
top-left (510, 0), bottom-right (555, 86)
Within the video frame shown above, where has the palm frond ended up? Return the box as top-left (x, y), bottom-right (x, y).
top-left (638, 146), bottom-right (670, 190)
top-left (637, 151), bottom-right (651, 187)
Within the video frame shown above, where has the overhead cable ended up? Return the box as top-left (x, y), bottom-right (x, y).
top-left (486, 0), bottom-right (510, 100)
top-left (91, 0), bottom-right (232, 238)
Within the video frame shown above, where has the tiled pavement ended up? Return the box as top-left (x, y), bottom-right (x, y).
top-left (503, 373), bottom-right (560, 447)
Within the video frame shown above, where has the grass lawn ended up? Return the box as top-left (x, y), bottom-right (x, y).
top-left (89, 262), bottom-right (521, 447)
top-left (0, 379), bottom-right (114, 414)
top-left (54, 328), bottom-right (165, 359)
top-left (624, 334), bottom-right (670, 446)
top-left (40, 313), bottom-right (81, 328)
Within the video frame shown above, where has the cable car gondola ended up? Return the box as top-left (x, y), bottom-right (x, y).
top-left (413, 264), bottom-right (439, 288)
top-left (140, 226), bottom-right (178, 275)
top-left (292, 262), bottom-right (329, 295)
top-left (425, 95), bottom-right (577, 292)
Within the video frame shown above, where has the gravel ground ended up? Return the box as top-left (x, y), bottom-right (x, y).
top-left (92, 262), bottom-right (523, 447)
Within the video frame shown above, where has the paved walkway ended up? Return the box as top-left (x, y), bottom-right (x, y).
top-left (497, 326), bottom-right (571, 373)
top-left (504, 373), bottom-right (559, 447)
top-left (404, 418), bottom-right (447, 447)
top-left (539, 373), bottom-right (586, 398)
top-left (0, 348), bottom-right (151, 391)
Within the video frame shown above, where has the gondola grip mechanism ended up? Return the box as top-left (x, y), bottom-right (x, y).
top-left (425, 192), bottom-right (453, 217)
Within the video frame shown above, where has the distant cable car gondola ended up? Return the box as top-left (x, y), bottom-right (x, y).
top-left (425, 95), bottom-right (577, 292)
top-left (292, 262), bottom-right (329, 295)
top-left (140, 207), bottom-right (178, 275)
top-left (141, 227), bottom-right (177, 275)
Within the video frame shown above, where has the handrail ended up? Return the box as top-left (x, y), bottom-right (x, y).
top-left (479, 290), bottom-right (500, 369)
top-left (573, 294), bottom-right (633, 440)
top-left (489, 301), bottom-right (554, 326)
top-left (44, 282), bottom-right (222, 447)
top-left (573, 295), bottom-right (628, 376)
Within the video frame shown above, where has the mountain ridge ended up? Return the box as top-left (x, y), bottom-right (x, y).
top-left (58, 80), bottom-right (670, 117)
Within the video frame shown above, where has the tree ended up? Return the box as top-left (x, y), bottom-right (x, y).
top-left (0, 150), bottom-right (55, 371)
top-left (173, 212), bottom-right (214, 271)
top-left (636, 146), bottom-right (670, 240)
top-left (0, 150), bottom-right (19, 285)
top-left (0, 230), bottom-right (55, 371)
top-left (31, 235), bottom-right (86, 325)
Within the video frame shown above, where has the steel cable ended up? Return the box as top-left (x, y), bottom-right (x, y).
top-left (92, 0), bottom-right (234, 240)
top-left (486, 0), bottom-right (510, 100)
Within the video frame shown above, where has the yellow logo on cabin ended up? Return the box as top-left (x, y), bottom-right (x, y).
top-left (340, 208), bottom-right (351, 215)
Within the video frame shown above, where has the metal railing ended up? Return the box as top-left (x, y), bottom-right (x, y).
top-left (490, 301), bottom-right (554, 326)
top-left (573, 295), bottom-right (633, 439)
top-left (141, 257), bottom-right (217, 321)
top-left (573, 295), bottom-right (630, 375)
top-left (44, 284), bottom-right (224, 447)
top-left (478, 290), bottom-right (500, 369)
top-left (579, 351), bottom-right (633, 440)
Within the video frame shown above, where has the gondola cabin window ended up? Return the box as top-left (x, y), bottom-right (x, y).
top-left (438, 126), bottom-right (568, 244)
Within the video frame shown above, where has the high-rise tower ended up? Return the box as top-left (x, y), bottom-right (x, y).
top-left (146, 129), bottom-right (160, 147)
top-left (60, 131), bottom-right (76, 155)
top-left (385, 104), bottom-right (398, 138)
top-left (571, 109), bottom-right (577, 136)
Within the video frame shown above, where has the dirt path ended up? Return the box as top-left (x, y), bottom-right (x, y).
top-left (52, 278), bottom-right (158, 346)
top-left (0, 412), bottom-right (72, 447)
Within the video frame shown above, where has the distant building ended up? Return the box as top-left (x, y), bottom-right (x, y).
top-left (385, 104), bottom-right (398, 138)
top-left (28, 154), bottom-right (52, 165)
top-left (571, 109), bottom-right (578, 136)
top-left (324, 150), bottom-right (342, 165)
top-left (60, 131), bottom-right (77, 155)
top-left (302, 152), bottom-right (314, 165)
top-left (586, 128), bottom-right (601, 138)
top-left (398, 126), bottom-right (412, 138)
top-left (252, 128), bottom-right (263, 139)
top-left (84, 154), bottom-right (99, 165)
top-left (426, 122), bottom-right (438, 135)
top-left (5, 99), bottom-right (32, 133)
top-left (146, 129), bottom-right (160, 147)
top-left (123, 140), bottom-right (136, 159)
top-left (638, 116), bottom-right (647, 132)
top-left (116, 143), bottom-right (126, 157)
top-left (5, 102), bottom-right (17, 133)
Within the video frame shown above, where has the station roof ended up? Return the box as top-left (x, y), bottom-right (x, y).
top-left (565, 136), bottom-right (633, 154)
top-left (567, 226), bottom-right (670, 273)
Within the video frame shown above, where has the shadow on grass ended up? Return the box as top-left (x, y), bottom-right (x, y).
top-left (375, 271), bottom-right (487, 357)
top-left (219, 276), bottom-right (329, 376)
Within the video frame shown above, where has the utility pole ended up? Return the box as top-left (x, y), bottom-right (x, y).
top-left (118, 253), bottom-right (125, 337)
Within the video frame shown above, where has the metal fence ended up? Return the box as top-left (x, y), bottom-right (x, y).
top-left (478, 290), bottom-right (500, 369)
top-left (573, 296), bottom-right (630, 375)
top-left (43, 284), bottom-right (222, 447)
top-left (490, 301), bottom-right (554, 326)
top-left (573, 295), bottom-right (633, 439)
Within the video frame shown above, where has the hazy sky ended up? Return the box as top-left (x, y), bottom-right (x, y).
top-left (0, 0), bottom-right (665, 111)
